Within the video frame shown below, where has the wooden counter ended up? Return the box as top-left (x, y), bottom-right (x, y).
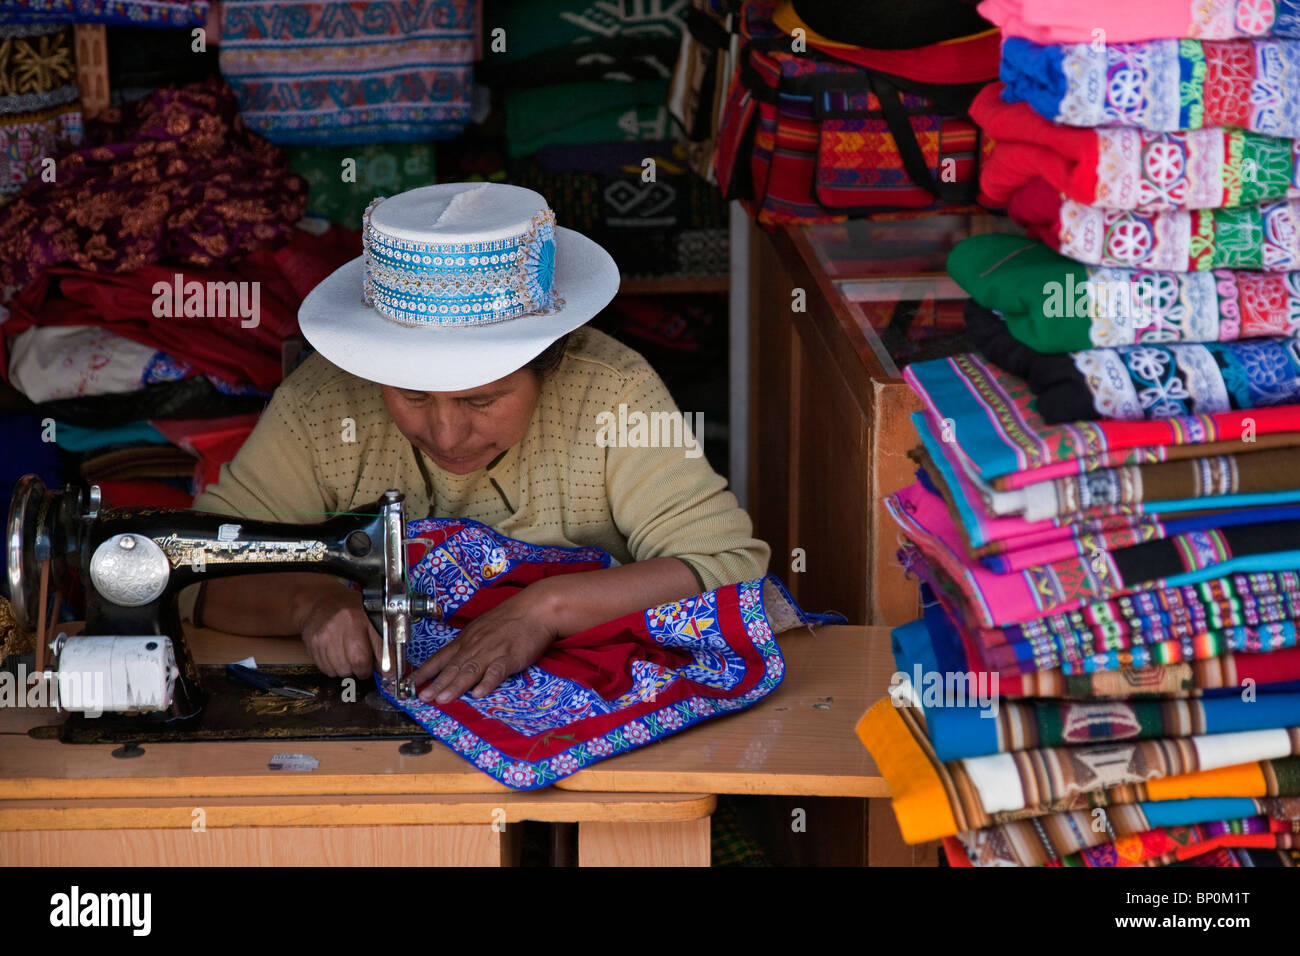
top-left (0, 623), bottom-right (924, 866)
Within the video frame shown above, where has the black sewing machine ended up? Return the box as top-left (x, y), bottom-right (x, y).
top-left (6, 474), bottom-right (435, 726)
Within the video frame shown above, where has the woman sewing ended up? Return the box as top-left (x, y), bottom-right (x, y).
top-left (183, 182), bottom-right (768, 706)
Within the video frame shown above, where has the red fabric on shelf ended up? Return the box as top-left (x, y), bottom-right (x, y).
top-left (969, 83), bottom-right (1100, 206)
top-left (0, 225), bottom-right (359, 392)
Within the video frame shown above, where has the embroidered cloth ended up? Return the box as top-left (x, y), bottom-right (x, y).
top-left (948, 235), bottom-right (1300, 354)
top-left (382, 517), bottom-right (830, 789)
top-left (219, 0), bottom-right (476, 145)
top-left (0, 24), bottom-right (83, 203)
top-left (0, 0), bottom-right (206, 26)
top-left (903, 351), bottom-right (1300, 488)
top-left (1009, 182), bottom-right (1300, 272)
top-left (972, 83), bottom-right (1300, 212)
top-left (0, 78), bottom-right (307, 307)
top-left (897, 606), bottom-right (1300, 701)
top-left (1002, 35), bottom-right (1300, 137)
top-left (967, 305), bottom-right (1300, 424)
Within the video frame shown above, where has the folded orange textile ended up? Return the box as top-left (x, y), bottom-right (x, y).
top-left (856, 697), bottom-right (1300, 843)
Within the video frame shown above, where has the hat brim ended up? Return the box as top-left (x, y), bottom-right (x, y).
top-left (298, 227), bottom-right (620, 391)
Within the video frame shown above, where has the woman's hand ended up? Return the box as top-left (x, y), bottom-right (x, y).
top-left (294, 584), bottom-right (382, 679)
top-left (413, 581), bottom-right (562, 704)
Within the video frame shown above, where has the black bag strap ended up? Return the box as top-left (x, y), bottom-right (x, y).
top-left (685, 5), bottom-right (732, 49)
top-left (864, 71), bottom-right (977, 204)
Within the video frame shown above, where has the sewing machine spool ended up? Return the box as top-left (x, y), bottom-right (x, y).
top-left (49, 633), bottom-right (179, 713)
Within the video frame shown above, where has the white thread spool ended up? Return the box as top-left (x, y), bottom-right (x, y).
top-left (54, 635), bottom-right (179, 713)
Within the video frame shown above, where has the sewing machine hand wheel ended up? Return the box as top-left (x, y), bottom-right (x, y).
top-left (6, 475), bottom-right (84, 666)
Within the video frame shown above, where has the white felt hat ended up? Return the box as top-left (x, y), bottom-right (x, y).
top-left (298, 182), bottom-right (620, 391)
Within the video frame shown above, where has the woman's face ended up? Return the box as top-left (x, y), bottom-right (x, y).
top-left (381, 369), bottom-right (541, 475)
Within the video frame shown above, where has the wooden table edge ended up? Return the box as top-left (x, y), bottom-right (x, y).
top-left (0, 793), bottom-right (718, 830)
top-left (556, 771), bottom-right (890, 798)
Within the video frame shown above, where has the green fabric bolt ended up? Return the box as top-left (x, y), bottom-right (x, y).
top-left (504, 80), bottom-right (673, 158)
top-left (288, 144), bottom-right (437, 230)
top-left (947, 234), bottom-right (1093, 353)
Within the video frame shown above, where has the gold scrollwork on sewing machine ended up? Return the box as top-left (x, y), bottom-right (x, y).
top-left (151, 535), bottom-right (329, 567)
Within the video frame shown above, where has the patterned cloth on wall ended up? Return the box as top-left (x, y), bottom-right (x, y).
top-left (288, 143), bottom-right (436, 229)
top-left (510, 139), bottom-right (729, 280)
top-left (383, 516), bottom-right (834, 790)
top-left (0, 0), bottom-right (207, 27)
top-left (0, 23), bottom-right (84, 203)
top-left (479, 0), bottom-right (681, 91)
top-left (0, 78), bottom-right (306, 307)
top-left (219, 0), bottom-right (476, 145)
top-left (1002, 36), bottom-right (1300, 136)
top-left (484, 0), bottom-right (686, 66)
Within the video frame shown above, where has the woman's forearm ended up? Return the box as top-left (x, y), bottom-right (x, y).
top-left (199, 573), bottom-right (357, 636)
top-left (533, 556), bottom-right (702, 636)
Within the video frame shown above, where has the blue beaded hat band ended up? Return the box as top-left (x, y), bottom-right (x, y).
top-left (361, 196), bottom-right (564, 328)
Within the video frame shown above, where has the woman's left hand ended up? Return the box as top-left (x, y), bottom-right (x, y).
top-left (412, 581), bottom-right (561, 704)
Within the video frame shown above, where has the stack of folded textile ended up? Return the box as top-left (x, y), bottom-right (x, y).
top-left (856, 1), bottom-right (1300, 867)
top-left (1, 23), bottom-right (85, 206)
top-left (0, 80), bottom-right (358, 504)
top-left (476, 0), bottom-right (728, 282)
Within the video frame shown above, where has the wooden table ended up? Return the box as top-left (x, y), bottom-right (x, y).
top-left (0, 624), bottom-right (920, 866)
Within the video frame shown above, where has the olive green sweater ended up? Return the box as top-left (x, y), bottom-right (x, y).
top-left (180, 327), bottom-right (767, 618)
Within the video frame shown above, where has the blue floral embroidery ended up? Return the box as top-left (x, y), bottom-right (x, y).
top-left (381, 517), bottom-right (828, 789)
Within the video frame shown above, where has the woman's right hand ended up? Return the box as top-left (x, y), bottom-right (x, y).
top-left (293, 584), bottom-right (383, 679)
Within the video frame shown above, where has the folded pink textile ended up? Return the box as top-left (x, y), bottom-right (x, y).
top-left (978, 0), bottom-right (1296, 43)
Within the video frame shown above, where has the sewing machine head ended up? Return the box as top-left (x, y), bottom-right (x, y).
top-left (5, 474), bottom-right (434, 721)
